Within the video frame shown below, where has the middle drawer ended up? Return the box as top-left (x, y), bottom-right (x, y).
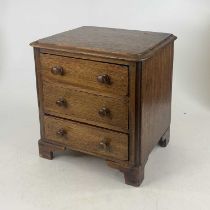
top-left (43, 82), bottom-right (128, 132)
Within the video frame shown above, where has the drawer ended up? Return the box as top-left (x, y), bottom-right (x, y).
top-left (44, 116), bottom-right (128, 161)
top-left (43, 82), bottom-right (128, 132)
top-left (40, 53), bottom-right (128, 96)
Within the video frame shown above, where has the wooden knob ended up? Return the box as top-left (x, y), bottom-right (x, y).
top-left (51, 66), bottom-right (64, 75)
top-left (56, 98), bottom-right (67, 107)
top-left (99, 139), bottom-right (110, 151)
top-left (97, 74), bottom-right (111, 84)
top-left (56, 128), bottom-right (66, 136)
top-left (98, 107), bottom-right (110, 117)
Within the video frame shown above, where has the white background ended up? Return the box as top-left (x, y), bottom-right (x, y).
top-left (0, 0), bottom-right (210, 210)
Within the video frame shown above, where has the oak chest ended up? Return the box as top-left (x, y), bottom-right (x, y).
top-left (30, 26), bottom-right (176, 187)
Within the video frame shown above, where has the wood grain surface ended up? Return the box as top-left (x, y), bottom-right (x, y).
top-left (30, 26), bottom-right (176, 61)
top-left (44, 115), bottom-right (128, 161)
top-left (140, 42), bottom-right (174, 164)
top-left (40, 53), bottom-right (128, 96)
top-left (43, 82), bottom-right (128, 132)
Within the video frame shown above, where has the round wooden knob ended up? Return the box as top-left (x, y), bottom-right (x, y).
top-left (51, 66), bottom-right (64, 75)
top-left (99, 139), bottom-right (110, 151)
top-left (56, 98), bottom-right (67, 107)
top-left (56, 128), bottom-right (67, 136)
top-left (98, 107), bottom-right (110, 117)
top-left (97, 74), bottom-right (111, 84)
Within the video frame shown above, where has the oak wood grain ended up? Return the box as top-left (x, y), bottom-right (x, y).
top-left (30, 26), bottom-right (176, 61)
top-left (39, 48), bottom-right (133, 65)
top-left (38, 139), bottom-right (66, 160)
top-left (33, 48), bottom-right (45, 138)
top-left (44, 115), bottom-right (128, 161)
top-left (140, 42), bottom-right (174, 164)
top-left (127, 62), bottom-right (137, 166)
top-left (40, 53), bottom-right (128, 96)
top-left (43, 82), bottom-right (128, 132)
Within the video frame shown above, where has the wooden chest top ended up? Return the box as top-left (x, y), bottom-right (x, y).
top-left (30, 26), bottom-right (176, 61)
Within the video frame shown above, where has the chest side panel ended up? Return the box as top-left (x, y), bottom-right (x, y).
top-left (140, 42), bottom-right (174, 165)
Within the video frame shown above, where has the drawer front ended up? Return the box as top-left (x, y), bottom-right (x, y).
top-left (43, 82), bottom-right (128, 132)
top-left (40, 53), bottom-right (128, 96)
top-left (44, 116), bottom-right (128, 161)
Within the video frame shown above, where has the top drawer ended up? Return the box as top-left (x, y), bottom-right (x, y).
top-left (40, 54), bottom-right (128, 96)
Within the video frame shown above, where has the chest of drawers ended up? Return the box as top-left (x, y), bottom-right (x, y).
top-left (30, 26), bottom-right (176, 187)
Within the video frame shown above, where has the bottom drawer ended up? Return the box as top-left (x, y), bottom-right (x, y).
top-left (44, 116), bottom-right (128, 161)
